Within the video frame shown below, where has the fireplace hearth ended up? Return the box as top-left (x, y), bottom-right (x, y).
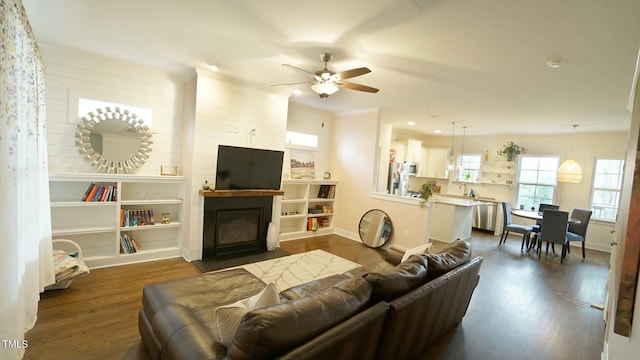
top-left (202, 195), bottom-right (273, 260)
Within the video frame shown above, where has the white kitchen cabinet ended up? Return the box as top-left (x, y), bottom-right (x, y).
top-left (418, 147), bottom-right (451, 179)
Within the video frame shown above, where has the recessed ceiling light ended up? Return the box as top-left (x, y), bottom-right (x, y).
top-left (546, 58), bottom-right (562, 69)
top-left (207, 63), bottom-right (220, 71)
top-left (407, 121), bottom-right (415, 126)
top-left (434, 130), bottom-right (442, 134)
top-left (293, 89), bottom-right (302, 96)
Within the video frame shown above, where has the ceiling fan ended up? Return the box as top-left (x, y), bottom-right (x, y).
top-left (275, 53), bottom-right (379, 98)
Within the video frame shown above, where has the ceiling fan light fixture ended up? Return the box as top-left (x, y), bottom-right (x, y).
top-left (311, 82), bottom-right (339, 97)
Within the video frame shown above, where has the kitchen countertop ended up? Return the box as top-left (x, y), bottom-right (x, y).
top-left (431, 195), bottom-right (483, 207)
top-left (433, 194), bottom-right (501, 204)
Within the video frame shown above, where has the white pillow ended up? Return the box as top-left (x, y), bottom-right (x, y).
top-left (401, 243), bottom-right (431, 263)
top-left (215, 283), bottom-right (280, 347)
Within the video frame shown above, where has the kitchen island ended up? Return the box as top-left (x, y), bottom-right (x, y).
top-left (429, 196), bottom-right (480, 243)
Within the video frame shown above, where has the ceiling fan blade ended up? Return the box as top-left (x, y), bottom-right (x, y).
top-left (335, 67), bottom-right (371, 80)
top-left (270, 81), bottom-right (310, 87)
top-left (335, 81), bottom-right (379, 93)
top-left (282, 64), bottom-right (315, 76)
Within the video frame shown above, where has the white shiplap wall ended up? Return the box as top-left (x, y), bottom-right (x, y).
top-left (41, 43), bottom-right (184, 176)
top-left (182, 69), bottom-right (289, 260)
top-left (285, 102), bottom-right (333, 179)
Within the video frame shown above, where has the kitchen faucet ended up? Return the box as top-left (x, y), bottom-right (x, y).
top-left (459, 183), bottom-right (467, 196)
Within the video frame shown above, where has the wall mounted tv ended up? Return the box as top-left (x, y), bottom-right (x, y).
top-left (215, 145), bottom-right (284, 190)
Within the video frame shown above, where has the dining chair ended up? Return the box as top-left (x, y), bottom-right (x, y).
top-left (499, 202), bottom-right (533, 251)
top-left (536, 209), bottom-right (569, 263)
top-left (529, 204), bottom-right (560, 249)
top-left (566, 208), bottom-right (593, 258)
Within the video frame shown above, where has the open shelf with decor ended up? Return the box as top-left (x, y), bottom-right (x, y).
top-left (279, 179), bottom-right (337, 241)
top-left (480, 160), bottom-right (515, 186)
top-left (49, 173), bottom-right (185, 268)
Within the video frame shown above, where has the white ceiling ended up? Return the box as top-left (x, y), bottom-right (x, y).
top-left (22, 0), bottom-right (640, 137)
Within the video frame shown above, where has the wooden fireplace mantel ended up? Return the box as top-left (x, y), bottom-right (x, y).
top-left (199, 189), bottom-right (284, 198)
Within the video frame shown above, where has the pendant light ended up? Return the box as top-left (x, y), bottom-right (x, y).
top-left (557, 124), bottom-right (582, 183)
top-left (448, 122), bottom-right (456, 170)
top-left (459, 126), bottom-right (467, 170)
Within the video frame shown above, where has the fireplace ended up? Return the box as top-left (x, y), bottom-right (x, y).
top-left (202, 196), bottom-right (273, 259)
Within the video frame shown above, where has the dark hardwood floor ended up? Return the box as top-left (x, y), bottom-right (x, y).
top-left (24, 231), bottom-right (609, 360)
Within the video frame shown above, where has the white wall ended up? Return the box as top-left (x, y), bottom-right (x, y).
top-left (182, 69), bottom-right (289, 260)
top-left (331, 110), bottom-right (432, 250)
top-left (41, 44), bottom-right (184, 176)
top-left (284, 102), bottom-right (333, 179)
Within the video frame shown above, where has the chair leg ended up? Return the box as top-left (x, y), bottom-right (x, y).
top-left (561, 244), bottom-right (568, 263)
top-left (582, 242), bottom-right (586, 258)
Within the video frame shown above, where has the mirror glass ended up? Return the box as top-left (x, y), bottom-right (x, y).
top-left (359, 209), bottom-right (393, 248)
top-left (76, 107), bottom-right (152, 173)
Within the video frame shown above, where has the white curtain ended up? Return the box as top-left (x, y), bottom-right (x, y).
top-left (0, 1), bottom-right (54, 359)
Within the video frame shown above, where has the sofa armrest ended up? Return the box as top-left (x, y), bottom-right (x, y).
top-left (151, 304), bottom-right (225, 360)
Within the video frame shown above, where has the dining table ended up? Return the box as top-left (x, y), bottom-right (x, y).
top-left (511, 209), bottom-right (581, 252)
top-left (511, 209), bottom-right (581, 224)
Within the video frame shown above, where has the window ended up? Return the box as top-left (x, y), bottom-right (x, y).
top-left (285, 130), bottom-right (318, 148)
top-left (516, 156), bottom-right (559, 210)
top-left (457, 154), bottom-right (481, 182)
top-left (591, 159), bottom-right (624, 221)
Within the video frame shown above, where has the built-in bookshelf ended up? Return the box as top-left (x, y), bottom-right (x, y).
top-left (49, 173), bottom-right (185, 268)
top-left (279, 179), bottom-right (337, 241)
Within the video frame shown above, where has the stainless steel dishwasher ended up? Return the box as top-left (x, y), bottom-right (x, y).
top-left (472, 201), bottom-right (497, 231)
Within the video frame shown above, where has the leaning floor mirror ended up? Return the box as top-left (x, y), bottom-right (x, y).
top-left (358, 209), bottom-right (393, 248)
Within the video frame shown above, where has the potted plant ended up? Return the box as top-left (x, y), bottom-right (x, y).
top-left (419, 182), bottom-right (437, 207)
top-left (497, 141), bottom-right (525, 161)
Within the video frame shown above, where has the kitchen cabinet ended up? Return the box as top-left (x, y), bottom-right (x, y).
top-left (418, 147), bottom-right (451, 179)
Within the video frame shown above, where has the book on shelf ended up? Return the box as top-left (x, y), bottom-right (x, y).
top-left (82, 183), bottom-right (117, 202)
top-left (120, 233), bottom-right (142, 254)
top-left (121, 209), bottom-right (156, 227)
top-left (318, 216), bottom-right (331, 227)
top-left (84, 184), bottom-right (100, 202)
top-left (92, 186), bottom-right (105, 202)
top-left (316, 184), bottom-right (336, 199)
top-left (307, 217), bottom-right (318, 231)
top-left (81, 183), bottom-right (96, 201)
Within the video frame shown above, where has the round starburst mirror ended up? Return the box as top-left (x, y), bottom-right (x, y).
top-left (75, 107), bottom-right (152, 173)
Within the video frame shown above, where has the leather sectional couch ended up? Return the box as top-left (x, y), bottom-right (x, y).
top-left (139, 240), bottom-right (483, 360)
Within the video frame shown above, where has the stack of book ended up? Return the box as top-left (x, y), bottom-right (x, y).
top-left (120, 209), bottom-right (156, 227)
top-left (81, 183), bottom-right (117, 202)
top-left (120, 233), bottom-right (142, 254)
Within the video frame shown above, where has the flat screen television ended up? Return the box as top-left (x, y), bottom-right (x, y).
top-left (215, 145), bottom-right (284, 190)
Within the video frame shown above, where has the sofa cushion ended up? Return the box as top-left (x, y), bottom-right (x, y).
top-left (423, 239), bottom-right (471, 281)
top-left (225, 276), bottom-right (372, 360)
top-left (363, 255), bottom-right (428, 301)
top-left (280, 274), bottom-right (349, 300)
top-left (215, 283), bottom-right (280, 347)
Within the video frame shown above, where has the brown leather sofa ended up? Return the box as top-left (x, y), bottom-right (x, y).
top-left (139, 240), bottom-right (482, 360)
